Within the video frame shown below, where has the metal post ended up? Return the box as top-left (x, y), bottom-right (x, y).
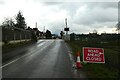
top-left (65, 18), bottom-right (68, 36)
top-left (14, 30), bottom-right (15, 43)
top-left (20, 31), bottom-right (21, 42)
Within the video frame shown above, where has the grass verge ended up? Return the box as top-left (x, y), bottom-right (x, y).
top-left (66, 40), bottom-right (119, 79)
top-left (2, 40), bottom-right (33, 53)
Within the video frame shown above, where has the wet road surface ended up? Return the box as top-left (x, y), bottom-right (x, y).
top-left (2, 39), bottom-right (87, 78)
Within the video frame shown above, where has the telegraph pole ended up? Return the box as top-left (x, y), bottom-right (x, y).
top-left (65, 18), bottom-right (68, 35)
top-left (35, 22), bottom-right (37, 28)
top-left (43, 26), bottom-right (45, 39)
top-left (43, 26), bottom-right (45, 33)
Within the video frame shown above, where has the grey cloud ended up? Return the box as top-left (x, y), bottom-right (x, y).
top-left (70, 24), bottom-right (92, 34)
top-left (38, 19), bottom-right (65, 35)
top-left (53, 2), bottom-right (118, 23)
top-left (87, 2), bottom-right (118, 9)
top-left (0, 0), bottom-right (5, 4)
top-left (48, 21), bottom-right (65, 35)
top-left (1, 0), bottom-right (117, 34)
top-left (39, 2), bottom-right (118, 34)
top-left (32, 0), bottom-right (120, 2)
top-left (73, 3), bottom-right (117, 26)
top-left (43, 2), bottom-right (63, 5)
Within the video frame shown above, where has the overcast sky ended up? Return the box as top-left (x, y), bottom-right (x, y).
top-left (0, 0), bottom-right (119, 35)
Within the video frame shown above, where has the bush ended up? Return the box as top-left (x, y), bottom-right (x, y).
top-left (3, 40), bottom-right (9, 44)
top-left (31, 31), bottom-right (37, 42)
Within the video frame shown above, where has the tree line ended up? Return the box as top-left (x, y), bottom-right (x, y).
top-left (1, 10), bottom-right (27, 29)
top-left (1, 10), bottom-right (54, 44)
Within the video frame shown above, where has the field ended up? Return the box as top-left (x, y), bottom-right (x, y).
top-left (66, 40), bottom-right (119, 79)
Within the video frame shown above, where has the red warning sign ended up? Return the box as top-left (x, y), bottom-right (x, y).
top-left (83, 47), bottom-right (105, 63)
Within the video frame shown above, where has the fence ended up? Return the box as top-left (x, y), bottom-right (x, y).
top-left (2, 27), bottom-right (32, 43)
top-left (70, 33), bottom-right (120, 42)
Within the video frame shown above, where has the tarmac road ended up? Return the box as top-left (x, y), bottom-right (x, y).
top-left (2, 39), bottom-right (87, 78)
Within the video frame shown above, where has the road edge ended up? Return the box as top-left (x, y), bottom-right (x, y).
top-left (64, 41), bottom-right (88, 79)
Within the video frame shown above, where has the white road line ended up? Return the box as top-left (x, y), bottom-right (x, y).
top-left (0, 40), bottom-right (55, 68)
top-left (37, 41), bottom-right (46, 47)
top-left (0, 51), bottom-right (30, 68)
top-left (0, 58), bottom-right (19, 68)
top-left (65, 43), bottom-right (74, 63)
top-left (0, 41), bottom-right (47, 68)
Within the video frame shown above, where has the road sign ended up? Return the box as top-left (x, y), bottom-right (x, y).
top-left (83, 47), bottom-right (105, 63)
top-left (64, 28), bottom-right (69, 31)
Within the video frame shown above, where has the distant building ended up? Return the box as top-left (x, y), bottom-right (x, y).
top-left (29, 27), bottom-right (44, 39)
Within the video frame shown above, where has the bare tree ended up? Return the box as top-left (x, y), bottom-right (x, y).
top-left (116, 22), bottom-right (120, 33)
top-left (93, 29), bottom-right (98, 34)
top-left (2, 18), bottom-right (15, 28)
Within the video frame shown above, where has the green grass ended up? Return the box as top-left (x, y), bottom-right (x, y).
top-left (66, 40), bottom-right (119, 78)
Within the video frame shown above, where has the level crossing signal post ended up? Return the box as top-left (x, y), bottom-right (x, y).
top-left (64, 18), bottom-right (70, 40)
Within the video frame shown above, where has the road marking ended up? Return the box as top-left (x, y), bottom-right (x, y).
top-left (65, 43), bottom-right (74, 63)
top-left (0, 41), bottom-right (46, 68)
top-left (0, 40), bottom-right (55, 68)
top-left (0, 58), bottom-right (19, 68)
top-left (37, 41), bottom-right (46, 47)
top-left (0, 50), bottom-right (30, 68)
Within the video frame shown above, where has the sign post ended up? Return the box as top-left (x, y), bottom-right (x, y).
top-left (83, 47), bottom-right (105, 63)
top-left (64, 18), bottom-right (70, 40)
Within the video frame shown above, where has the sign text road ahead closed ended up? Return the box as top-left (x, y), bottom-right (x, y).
top-left (83, 47), bottom-right (105, 63)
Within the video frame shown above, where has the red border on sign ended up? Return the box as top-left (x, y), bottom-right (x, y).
top-left (83, 47), bottom-right (105, 63)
